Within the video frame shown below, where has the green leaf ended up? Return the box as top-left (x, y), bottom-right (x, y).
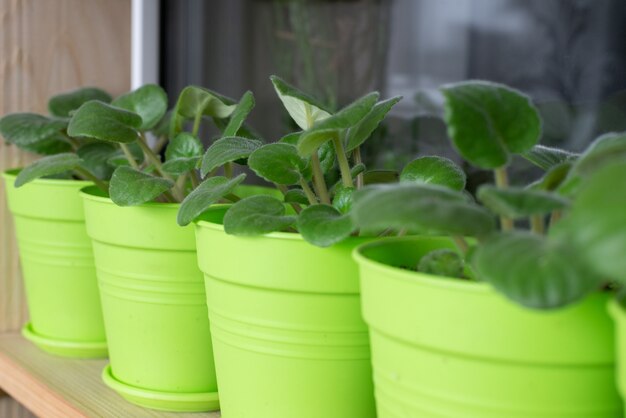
top-left (14, 153), bottom-right (82, 187)
top-left (112, 84), bottom-right (168, 130)
top-left (0, 113), bottom-right (67, 146)
top-left (571, 132), bottom-right (626, 177)
top-left (345, 96), bottom-right (402, 151)
top-left (528, 162), bottom-right (572, 192)
top-left (248, 143), bottom-right (308, 185)
top-left (109, 166), bottom-right (174, 206)
top-left (177, 174), bottom-right (246, 226)
top-left (521, 145), bottom-right (577, 170)
top-left (332, 185), bottom-right (355, 213)
top-left (223, 194), bottom-right (296, 235)
top-left (418, 249), bottom-right (464, 278)
top-left (284, 189), bottom-right (309, 205)
top-left (77, 142), bottom-right (117, 179)
top-left (166, 132), bottom-right (203, 160)
top-left (363, 170), bottom-right (399, 185)
top-left (297, 92), bottom-right (379, 157)
top-left (170, 86), bottom-right (236, 137)
top-left (162, 158), bottom-right (200, 175)
top-left (473, 232), bottom-right (600, 309)
top-left (223, 91), bottom-right (255, 137)
top-left (441, 81), bottom-right (542, 168)
top-left (350, 163), bottom-right (366, 178)
top-left (270, 75), bottom-right (331, 130)
top-left (106, 142), bottom-right (144, 168)
top-left (400, 156), bottom-right (466, 191)
top-left (67, 101), bottom-right (142, 143)
top-left (297, 204), bottom-right (355, 247)
top-left (201, 136), bottom-right (263, 177)
top-left (352, 183), bottom-right (496, 236)
top-left (552, 162), bottom-right (626, 284)
top-left (48, 87), bottom-right (112, 118)
top-left (18, 134), bottom-right (72, 155)
top-left (477, 186), bottom-right (569, 219)
top-left (279, 131), bottom-right (302, 145)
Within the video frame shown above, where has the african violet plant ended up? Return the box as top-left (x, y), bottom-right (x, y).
top-left (177, 75), bottom-right (405, 247)
top-left (352, 80), bottom-right (624, 310)
top-left (0, 87), bottom-right (116, 188)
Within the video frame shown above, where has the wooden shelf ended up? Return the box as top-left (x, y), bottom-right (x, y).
top-left (0, 333), bottom-right (221, 418)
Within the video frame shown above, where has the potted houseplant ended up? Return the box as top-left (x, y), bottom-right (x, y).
top-left (351, 81), bottom-right (623, 417)
top-left (63, 84), bottom-right (269, 412)
top-left (185, 75), bottom-right (403, 418)
top-left (0, 87), bottom-right (113, 358)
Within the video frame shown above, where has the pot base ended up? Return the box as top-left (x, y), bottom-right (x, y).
top-left (22, 323), bottom-right (108, 358)
top-left (101, 365), bottom-right (220, 412)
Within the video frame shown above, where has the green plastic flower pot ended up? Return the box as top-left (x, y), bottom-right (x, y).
top-left (194, 206), bottom-right (376, 418)
top-left (354, 236), bottom-right (621, 418)
top-left (1, 169), bottom-right (107, 358)
top-left (608, 300), bottom-right (626, 416)
top-left (80, 186), bottom-right (218, 412)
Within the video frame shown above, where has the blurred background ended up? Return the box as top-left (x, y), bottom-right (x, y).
top-left (161, 0), bottom-right (626, 185)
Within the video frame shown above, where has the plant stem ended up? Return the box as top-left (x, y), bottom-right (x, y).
top-left (137, 135), bottom-right (185, 202)
top-left (73, 166), bottom-right (108, 192)
top-left (494, 166), bottom-right (514, 231)
top-left (190, 170), bottom-right (200, 188)
top-left (453, 236), bottom-right (470, 254)
top-left (192, 112), bottom-right (203, 137)
top-left (120, 144), bottom-right (140, 169)
top-left (397, 228), bottom-right (407, 237)
top-left (310, 151), bottom-right (331, 204)
top-left (224, 162), bottom-right (233, 178)
top-left (332, 135), bottom-right (354, 188)
top-left (530, 215), bottom-right (545, 235)
top-left (299, 178), bottom-right (318, 205)
top-left (354, 147), bottom-right (364, 189)
top-left (277, 184), bottom-right (302, 214)
top-left (62, 134), bottom-right (80, 151)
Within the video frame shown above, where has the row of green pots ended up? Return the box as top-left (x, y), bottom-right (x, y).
top-left (3, 169), bottom-right (626, 417)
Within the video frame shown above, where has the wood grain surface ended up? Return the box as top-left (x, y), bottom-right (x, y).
top-left (0, 0), bottom-right (131, 415)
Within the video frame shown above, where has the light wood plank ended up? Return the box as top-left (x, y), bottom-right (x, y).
top-left (0, 0), bottom-right (131, 334)
top-left (0, 333), bottom-right (222, 418)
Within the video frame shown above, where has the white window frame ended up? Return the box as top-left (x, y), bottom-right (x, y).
top-left (131, 0), bottom-right (160, 88)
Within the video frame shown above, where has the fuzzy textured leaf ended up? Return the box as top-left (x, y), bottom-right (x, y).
top-left (224, 194), bottom-right (296, 235)
top-left (15, 153), bottom-right (82, 187)
top-left (0, 113), bottom-right (67, 146)
top-left (48, 87), bottom-right (112, 118)
top-left (441, 81), bottom-right (542, 168)
top-left (109, 166), bottom-right (174, 206)
top-left (68, 101), bottom-right (142, 143)
top-left (223, 91), bottom-right (255, 137)
top-left (521, 145), bottom-right (577, 170)
top-left (177, 174), bottom-right (246, 225)
top-left (270, 75), bottom-right (331, 130)
top-left (112, 84), bottom-right (168, 130)
top-left (297, 204), bottom-right (355, 247)
top-left (284, 189), bottom-right (309, 205)
top-left (201, 136), bottom-right (263, 177)
top-left (352, 183), bottom-right (496, 236)
top-left (77, 142), bottom-right (117, 179)
top-left (248, 143), bottom-right (308, 185)
top-left (346, 96), bottom-right (402, 151)
top-left (418, 249), bottom-right (464, 278)
top-left (477, 186), bottom-right (569, 219)
top-left (332, 185), bottom-right (355, 213)
top-left (473, 232), bottom-right (600, 309)
top-left (400, 156), bottom-right (466, 191)
top-left (170, 86), bottom-right (236, 137)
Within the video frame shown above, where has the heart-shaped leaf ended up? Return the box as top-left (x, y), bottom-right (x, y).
top-left (477, 186), bottom-right (569, 219)
top-left (297, 92), bottom-right (379, 157)
top-left (223, 91), bottom-right (255, 137)
top-left (473, 232), bottom-right (601, 309)
top-left (418, 249), bottom-right (464, 278)
top-left (345, 96), bottom-right (402, 151)
top-left (68, 101), bottom-right (142, 143)
top-left (14, 153), bottom-right (82, 187)
top-left (77, 142), bottom-right (117, 179)
top-left (521, 145), bottom-right (577, 170)
top-left (18, 134), bottom-right (72, 155)
top-left (201, 136), bottom-right (263, 177)
top-left (441, 81), bottom-right (542, 168)
top-left (112, 84), bottom-right (168, 130)
top-left (400, 156), bottom-right (466, 191)
top-left (170, 86), bottom-right (236, 137)
top-left (248, 143), bottom-right (309, 185)
top-left (270, 75), bottom-right (331, 130)
top-left (0, 113), bottom-right (67, 146)
top-left (552, 162), bottom-right (626, 284)
top-left (166, 133), bottom-right (203, 160)
top-left (297, 204), bottom-right (355, 247)
top-left (48, 87), bottom-right (112, 118)
top-left (224, 194), bottom-right (296, 235)
top-left (177, 174), bottom-right (246, 225)
top-left (109, 166), bottom-right (174, 206)
top-left (332, 185), bottom-right (355, 213)
top-left (352, 183), bottom-right (496, 236)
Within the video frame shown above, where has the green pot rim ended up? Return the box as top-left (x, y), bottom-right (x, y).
top-left (79, 185), bottom-right (182, 209)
